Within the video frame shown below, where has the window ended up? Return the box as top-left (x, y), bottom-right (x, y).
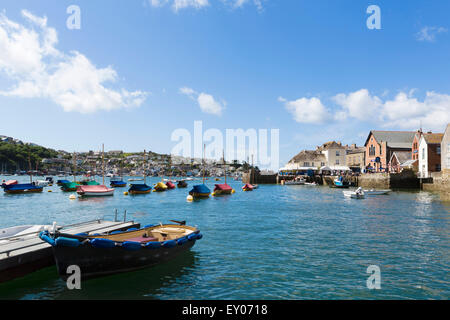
top-left (336, 160), bottom-right (340, 165)
top-left (437, 146), bottom-right (441, 155)
top-left (436, 164), bottom-right (441, 172)
top-left (303, 162), bottom-right (309, 167)
top-left (336, 151), bottom-right (340, 156)
top-left (422, 148), bottom-right (425, 159)
top-left (321, 162), bottom-right (325, 167)
top-left (369, 145), bottom-right (375, 156)
top-left (380, 146), bottom-right (382, 155)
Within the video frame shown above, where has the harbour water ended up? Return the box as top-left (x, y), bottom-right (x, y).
top-left (0, 175), bottom-right (449, 300)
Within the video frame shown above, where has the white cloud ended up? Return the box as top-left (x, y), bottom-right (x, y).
top-left (180, 86), bottom-right (225, 116)
top-left (332, 89), bottom-right (383, 121)
top-left (295, 88), bottom-right (450, 131)
top-left (0, 10), bottom-right (147, 113)
top-left (231, 0), bottom-right (264, 11)
top-left (147, 0), bottom-right (209, 11)
top-left (416, 26), bottom-right (448, 42)
top-left (280, 96), bottom-right (330, 124)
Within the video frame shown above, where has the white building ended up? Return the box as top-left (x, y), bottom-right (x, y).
top-left (418, 133), bottom-right (444, 178)
top-left (317, 141), bottom-right (349, 171)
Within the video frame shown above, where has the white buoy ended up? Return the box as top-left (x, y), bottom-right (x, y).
top-left (186, 195), bottom-right (193, 202)
top-left (69, 194), bottom-right (76, 200)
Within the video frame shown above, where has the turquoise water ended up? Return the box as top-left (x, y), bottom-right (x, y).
top-left (0, 175), bottom-right (449, 300)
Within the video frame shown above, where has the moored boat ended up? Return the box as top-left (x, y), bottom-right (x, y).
top-left (61, 181), bottom-right (80, 192)
top-left (189, 184), bottom-right (211, 198)
top-left (153, 181), bottom-right (168, 192)
top-left (331, 176), bottom-right (350, 188)
top-left (128, 183), bottom-right (152, 194)
top-left (363, 189), bottom-right (391, 195)
top-left (1, 180), bottom-right (18, 188)
top-left (111, 180), bottom-right (127, 187)
top-left (57, 179), bottom-right (70, 186)
top-left (166, 181), bottom-right (176, 189)
top-left (3, 183), bottom-right (43, 194)
top-left (39, 222), bottom-right (203, 280)
top-left (213, 183), bottom-right (233, 195)
top-left (242, 183), bottom-right (254, 191)
top-left (76, 185), bottom-right (115, 197)
top-left (177, 180), bottom-right (188, 188)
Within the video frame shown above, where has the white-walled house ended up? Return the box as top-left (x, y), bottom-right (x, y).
top-left (418, 133), bottom-right (444, 178)
top-left (442, 124), bottom-right (450, 173)
top-left (318, 141), bottom-right (348, 170)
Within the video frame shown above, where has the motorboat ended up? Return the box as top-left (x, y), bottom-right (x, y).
top-left (343, 187), bottom-right (365, 199)
top-left (128, 183), bottom-right (152, 194)
top-left (3, 183), bottom-right (43, 194)
top-left (189, 184), bottom-right (211, 198)
top-left (213, 183), bottom-right (233, 195)
top-left (363, 189), bottom-right (391, 195)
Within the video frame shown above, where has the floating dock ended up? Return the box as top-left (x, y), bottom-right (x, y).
top-left (0, 219), bottom-right (140, 283)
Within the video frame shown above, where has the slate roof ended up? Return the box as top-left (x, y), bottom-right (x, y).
top-left (365, 131), bottom-right (415, 149)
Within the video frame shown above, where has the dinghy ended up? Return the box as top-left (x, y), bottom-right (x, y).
top-left (343, 187), bottom-right (365, 199)
top-left (330, 176), bottom-right (350, 188)
top-left (242, 183), bottom-right (254, 191)
top-left (110, 180), bottom-right (127, 188)
top-left (39, 222), bottom-right (202, 280)
top-left (57, 179), bottom-right (70, 186)
top-left (76, 185), bottom-right (115, 197)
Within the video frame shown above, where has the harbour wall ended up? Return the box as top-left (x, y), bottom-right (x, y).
top-left (357, 171), bottom-right (420, 189)
top-left (422, 170), bottom-right (450, 202)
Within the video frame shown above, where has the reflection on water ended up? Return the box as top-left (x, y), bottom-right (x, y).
top-left (0, 175), bottom-right (449, 299)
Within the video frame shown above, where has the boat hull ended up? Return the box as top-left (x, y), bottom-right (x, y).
top-left (77, 190), bottom-right (115, 197)
top-left (52, 240), bottom-right (196, 280)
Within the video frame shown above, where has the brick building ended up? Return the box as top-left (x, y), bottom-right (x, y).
top-left (418, 133), bottom-right (444, 178)
top-left (364, 131), bottom-right (415, 172)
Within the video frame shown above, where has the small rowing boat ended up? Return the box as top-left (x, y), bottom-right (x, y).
top-left (213, 183), bottom-right (233, 195)
top-left (39, 222), bottom-right (202, 280)
top-left (1, 180), bottom-right (18, 188)
top-left (166, 181), bottom-right (176, 189)
top-left (242, 183), bottom-right (254, 191)
top-left (177, 180), bottom-right (188, 188)
top-left (111, 180), bottom-right (127, 188)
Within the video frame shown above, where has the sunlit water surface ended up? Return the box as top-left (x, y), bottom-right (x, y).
top-left (0, 176), bottom-right (449, 300)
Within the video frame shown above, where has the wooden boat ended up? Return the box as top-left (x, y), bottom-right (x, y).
top-left (154, 181), bottom-right (168, 192)
top-left (166, 181), bottom-right (176, 189)
top-left (39, 222), bottom-right (202, 280)
top-left (76, 185), bottom-right (114, 197)
top-left (128, 183), bottom-right (152, 194)
top-left (213, 183), bottom-right (233, 195)
top-left (242, 183), bottom-right (254, 191)
top-left (1, 180), bottom-right (18, 188)
top-left (3, 183), bottom-right (43, 194)
top-left (177, 180), bottom-right (188, 188)
top-left (363, 189), bottom-right (391, 195)
top-left (189, 184), bottom-right (211, 198)
top-left (343, 187), bottom-right (365, 199)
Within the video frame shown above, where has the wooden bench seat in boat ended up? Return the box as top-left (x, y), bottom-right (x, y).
top-left (123, 236), bottom-right (157, 243)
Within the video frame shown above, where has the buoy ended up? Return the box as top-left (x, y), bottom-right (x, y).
top-left (123, 191), bottom-right (129, 195)
top-left (212, 192), bottom-right (216, 197)
top-left (48, 190), bottom-right (52, 193)
top-left (69, 194), bottom-right (76, 200)
top-left (186, 195), bottom-right (193, 202)
top-left (231, 189), bottom-right (235, 194)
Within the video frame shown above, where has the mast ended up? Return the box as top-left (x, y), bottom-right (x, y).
top-left (202, 144), bottom-right (205, 184)
top-left (102, 144), bottom-right (105, 185)
top-left (223, 149), bottom-right (226, 184)
top-left (28, 153), bottom-right (32, 183)
top-left (143, 150), bottom-right (146, 184)
top-left (73, 152), bottom-right (76, 182)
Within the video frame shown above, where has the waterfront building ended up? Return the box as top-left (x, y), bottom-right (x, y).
top-left (346, 144), bottom-right (365, 172)
top-left (442, 124), bottom-right (450, 174)
top-left (388, 151), bottom-right (413, 173)
top-left (418, 133), bottom-right (444, 178)
top-left (279, 150), bottom-right (326, 176)
top-left (317, 141), bottom-right (348, 170)
top-left (364, 131), bottom-right (415, 172)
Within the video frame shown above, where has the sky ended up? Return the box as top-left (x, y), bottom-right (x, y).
top-left (0, 0), bottom-right (449, 169)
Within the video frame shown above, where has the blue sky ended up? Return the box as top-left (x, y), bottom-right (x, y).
top-left (0, 0), bottom-right (449, 168)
